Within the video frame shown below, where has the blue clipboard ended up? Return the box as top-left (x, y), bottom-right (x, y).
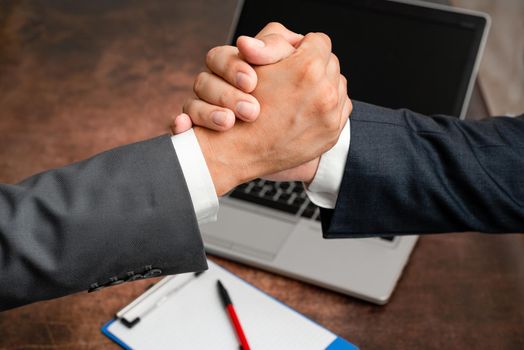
top-left (101, 261), bottom-right (359, 350)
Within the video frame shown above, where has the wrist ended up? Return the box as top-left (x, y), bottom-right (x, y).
top-left (193, 127), bottom-right (249, 196)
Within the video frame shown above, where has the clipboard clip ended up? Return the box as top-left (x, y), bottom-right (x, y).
top-left (116, 271), bottom-right (204, 328)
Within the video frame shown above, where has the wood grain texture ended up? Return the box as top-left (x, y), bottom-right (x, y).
top-left (0, 1), bottom-right (523, 349)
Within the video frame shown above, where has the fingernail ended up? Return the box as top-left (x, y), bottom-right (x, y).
top-left (246, 36), bottom-right (265, 48)
top-left (236, 101), bottom-right (257, 120)
top-left (236, 72), bottom-right (252, 91)
top-left (211, 111), bottom-right (228, 126)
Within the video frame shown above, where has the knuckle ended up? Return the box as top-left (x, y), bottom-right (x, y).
top-left (340, 78), bottom-right (348, 96)
top-left (317, 32), bottom-right (332, 47)
top-left (341, 74), bottom-right (348, 86)
top-left (193, 72), bottom-right (208, 94)
top-left (218, 87), bottom-right (234, 106)
top-left (304, 32), bottom-right (332, 51)
top-left (226, 55), bottom-right (243, 75)
top-left (318, 84), bottom-right (339, 111)
top-left (205, 47), bottom-right (219, 66)
top-left (324, 120), bottom-right (340, 140)
top-left (330, 53), bottom-right (340, 68)
top-left (265, 22), bottom-right (285, 32)
top-left (330, 115), bottom-right (341, 132)
top-left (299, 57), bottom-right (324, 82)
top-left (303, 32), bottom-right (317, 42)
top-left (347, 98), bottom-right (353, 112)
top-left (326, 118), bottom-right (339, 134)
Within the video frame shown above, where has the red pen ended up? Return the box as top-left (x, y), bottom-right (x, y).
top-left (217, 280), bottom-right (251, 350)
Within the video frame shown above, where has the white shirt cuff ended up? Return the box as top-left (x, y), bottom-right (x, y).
top-left (171, 129), bottom-right (219, 224)
top-left (305, 120), bottom-right (350, 209)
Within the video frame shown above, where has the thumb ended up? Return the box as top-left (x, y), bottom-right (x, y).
top-left (237, 33), bottom-right (301, 66)
top-left (170, 113), bottom-right (193, 135)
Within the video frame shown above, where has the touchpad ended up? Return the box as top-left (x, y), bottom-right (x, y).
top-left (200, 204), bottom-right (294, 260)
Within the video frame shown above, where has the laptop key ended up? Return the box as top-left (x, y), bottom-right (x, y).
top-left (301, 203), bottom-right (318, 218)
top-left (277, 193), bottom-right (292, 203)
top-left (291, 197), bottom-right (307, 208)
top-left (278, 182), bottom-right (291, 191)
top-left (292, 185), bottom-right (304, 193)
top-left (250, 184), bottom-right (264, 195)
top-left (263, 189), bottom-right (277, 198)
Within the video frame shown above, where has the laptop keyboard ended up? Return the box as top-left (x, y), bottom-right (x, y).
top-left (228, 179), bottom-right (397, 244)
top-left (228, 179), bottom-right (321, 221)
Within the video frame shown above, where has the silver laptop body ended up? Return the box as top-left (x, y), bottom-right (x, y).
top-left (201, 0), bottom-right (489, 305)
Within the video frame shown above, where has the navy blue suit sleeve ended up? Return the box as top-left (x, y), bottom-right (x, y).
top-left (321, 101), bottom-right (524, 238)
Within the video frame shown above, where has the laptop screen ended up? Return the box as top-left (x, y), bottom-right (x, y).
top-left (231, 0), bottom-right (487, 117)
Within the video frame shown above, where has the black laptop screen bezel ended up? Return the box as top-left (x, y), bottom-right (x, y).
top-left (228, 0), bottom-right (488, 117)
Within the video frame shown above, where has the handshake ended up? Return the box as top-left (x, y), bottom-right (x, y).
top-left (2, 21), bottom-right (521, 313)
top-left (171, 23), bottom-right (351, 196)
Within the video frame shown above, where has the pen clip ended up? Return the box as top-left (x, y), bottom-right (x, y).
top-left (117, 271), bottom-right (204, 328)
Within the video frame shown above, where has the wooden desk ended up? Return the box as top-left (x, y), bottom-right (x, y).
top-left (0, 1), bottom-right (523, 349)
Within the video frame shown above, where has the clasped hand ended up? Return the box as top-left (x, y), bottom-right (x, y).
top-left (172, 23), bottom-right (351, 195)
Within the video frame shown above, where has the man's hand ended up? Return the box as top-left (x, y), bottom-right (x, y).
top-left (171, 23), bottom-right (305, 134)
top-left (185, 27), bottom-right (349, 196)
top-left (172, 23), bottom-right (351, 186)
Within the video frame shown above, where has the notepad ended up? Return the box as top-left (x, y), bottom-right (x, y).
top-left (102, 260), bottom-right (358, 350)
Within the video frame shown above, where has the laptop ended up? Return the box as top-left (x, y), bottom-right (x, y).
top-left (201, 0), bottom-right (489, 304)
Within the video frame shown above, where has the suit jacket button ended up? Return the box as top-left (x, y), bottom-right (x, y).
top-left (144, 268), bottom-right (162, 278)
top-left (126, 274), bottom-right (144, 282)
top-left (88, 283), bottom-right (104, 293)
top-left (108, 277), bottom-right (125, 286)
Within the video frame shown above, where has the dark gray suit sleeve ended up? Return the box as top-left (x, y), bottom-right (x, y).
top-left (0, 135), bottom-right (207, 311)
top-left (321, 101), bottom-right (524, 238)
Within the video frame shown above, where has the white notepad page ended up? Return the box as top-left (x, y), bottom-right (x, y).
top-left (106, 261), bottom-right (345, 350)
